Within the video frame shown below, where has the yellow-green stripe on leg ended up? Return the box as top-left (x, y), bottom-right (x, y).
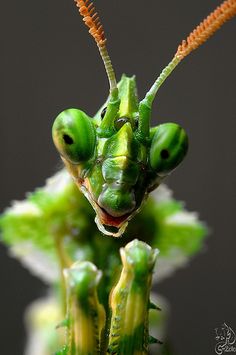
top-left (108, 240), bottom-right (159, 355)
top-left (63, 261), bottom-right (105, 355)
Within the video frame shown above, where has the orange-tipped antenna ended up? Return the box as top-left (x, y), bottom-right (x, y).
top-left (143, 0), bottom-right (236, 106)
top-left (176, 0), bottom-right (236, 60)
top-left (74, 0), bottom-right (117, 93)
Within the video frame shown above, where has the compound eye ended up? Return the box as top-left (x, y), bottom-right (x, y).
top-left (149, 123), bottom-right (188, 176)
top-left (52, 108), bottom-right (96, 164)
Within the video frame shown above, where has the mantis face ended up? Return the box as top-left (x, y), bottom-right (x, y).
top-left (52, 75), bottom-right (188, 236)
top-left (52, 0), bottom-right (235, 236)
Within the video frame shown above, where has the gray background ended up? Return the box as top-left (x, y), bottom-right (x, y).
top-left (1, 0), bottom-right (235, 354)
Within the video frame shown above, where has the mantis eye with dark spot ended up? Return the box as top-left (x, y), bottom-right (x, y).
top-left (52, 108), bottom-right (96, 164)
top-left (149, 123), bottom-right (188, 176)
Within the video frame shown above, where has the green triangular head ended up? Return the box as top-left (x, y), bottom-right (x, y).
top-left (51, 0), bottom-right (236, 237)
top-left (52, 75), bottom-right (188, 237)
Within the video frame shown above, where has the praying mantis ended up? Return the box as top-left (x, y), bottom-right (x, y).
top-left (1, 0), bottom-right (235, 354)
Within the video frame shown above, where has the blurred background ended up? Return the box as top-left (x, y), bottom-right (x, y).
top-left (1, 0), bottom-right (235, 354)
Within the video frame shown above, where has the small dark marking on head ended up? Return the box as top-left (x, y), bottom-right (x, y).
top-left (115, 117), bottom-right (129, 130)
top-left (63, 134), bottom-right (74, 145)
top-left (134, 117), bottom-right (139, 129)
top-left (160, 149), bottom-right (169, 159)
top-left (101, 107), bottom-right (107, 119)
top-left (96, 156), bottom-right (104, 164)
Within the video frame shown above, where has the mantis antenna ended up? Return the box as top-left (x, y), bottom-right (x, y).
top-left (142, 0), bottom-right (236, 107)
top-left (74, 0), bottom-right (120, 136)
top-left (74, 0), bottom-right (117, 93)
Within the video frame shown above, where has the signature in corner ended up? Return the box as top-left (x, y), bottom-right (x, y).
top-left (215, 322), bottom-right (236, 354)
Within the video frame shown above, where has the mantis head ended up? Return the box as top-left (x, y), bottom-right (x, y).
top-left (52, 0), bottom-right (236, 237)
top-left (52, 75), bottom-right (188, 236)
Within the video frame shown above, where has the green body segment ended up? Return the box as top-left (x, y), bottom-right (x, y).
top-left (52, 75), bottom-right (188, 236)
top-left (108, 240), bottom-right (158, 354)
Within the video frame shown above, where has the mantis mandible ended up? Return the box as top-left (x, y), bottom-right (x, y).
top-left (52, 0), bottom-right (236, 237)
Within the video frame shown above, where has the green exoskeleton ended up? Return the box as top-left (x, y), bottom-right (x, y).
top-left (52, 79), bottom-right (188, 237)
top-left (52, 0), bottom-right (236, 237)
